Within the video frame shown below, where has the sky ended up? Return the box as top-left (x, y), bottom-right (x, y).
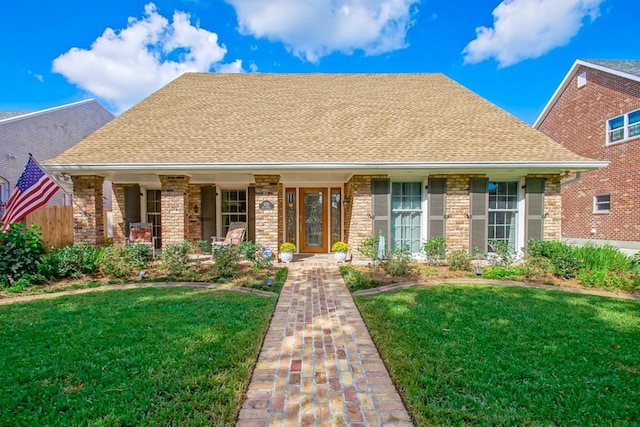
top-left (0, 0), bottom-right (637, 125)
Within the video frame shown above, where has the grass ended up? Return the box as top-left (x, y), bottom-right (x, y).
top-left (0, 287), bottom-right (277, 426)
top-left (355, 284), bottom-right (640, 426)
top-left (239, 266), bottom-right (288, 293)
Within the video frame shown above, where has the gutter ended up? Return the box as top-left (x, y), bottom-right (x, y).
top-left (560, 171), bottom-right (583, 187)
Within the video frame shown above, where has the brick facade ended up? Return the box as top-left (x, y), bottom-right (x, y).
top-left (159, 175), bottom-right (190, 245)
top-left (72, 175), bottom-right (104, 245)
top-left (538, 66), bottom-right (640, 243)
top-left (344, 175), bottom-right (387, 262)
top-left (186, 184), bottom-right (202, 244)
top-left (254, 175), bottom-right (281, 254)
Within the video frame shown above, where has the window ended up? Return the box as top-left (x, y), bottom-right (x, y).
top-left (146, 190), bottom-right (162, 248)
top-left (488, 182), bottom-right (518, 251)
top-left (221, 189), bottom-right (247, 235)
top-left (391, 182), bottom-right (422, 253)
top-left (0, 177), bottom-right (10, 220)
top-left (594, 194), bottom-right (610, 213)
top-left (577, 71), bottom-right (587, 88)
top-left (607, 109), bottom-right (640, 144)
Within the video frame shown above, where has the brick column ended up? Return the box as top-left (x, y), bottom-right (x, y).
top-left (72, 175), bottom-right (105, 245)
top-left (110, 184), bottom-right (128, 244)
top-left (159, 175), bottom-right (190, 246)
top-left (254, 175), bottom-right (280, 254)
top-left (344, 175), bottom-right (386, 263)
top-left (187, 184), bottom-right (202, 244)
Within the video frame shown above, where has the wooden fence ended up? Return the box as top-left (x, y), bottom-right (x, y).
top-left (24, 205), bottom-right (74, 248)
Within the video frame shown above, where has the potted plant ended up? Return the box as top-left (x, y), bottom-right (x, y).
top-left (331, 241), bottom-right (349, 263)
top-left (279, 242), bottom-right (296, 263)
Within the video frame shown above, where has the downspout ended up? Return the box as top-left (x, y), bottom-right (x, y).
top-left (560, 171), bottom-right (583, 187)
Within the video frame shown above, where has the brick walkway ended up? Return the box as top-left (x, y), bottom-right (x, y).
top-left (237, 261), bottom-right (413, 426)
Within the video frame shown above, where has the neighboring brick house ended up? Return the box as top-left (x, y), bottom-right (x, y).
top-left (44, 74), bottom-right (605, 260)
top-left (0, 99), bottom-right (114, 217)
top-left (535, 59), bottom-right (640, 251)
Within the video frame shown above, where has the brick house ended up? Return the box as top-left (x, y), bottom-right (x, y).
top-left (0, 99), bottom-right (114, 216)
top-left (44, 74), bottom-right (604, 260)
top-left (534, 59), bottom-right (640, 251)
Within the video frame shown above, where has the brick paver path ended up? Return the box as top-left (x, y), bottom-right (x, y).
top-left (238, 261), bottom-right (413, 426)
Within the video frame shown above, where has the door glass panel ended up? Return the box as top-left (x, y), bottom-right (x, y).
top-left (331, 189), bottom-right (341, 246)
top-left (305, 191), bottom-right (323, 248)
top-left (286, 189), bottom-right (296, 244)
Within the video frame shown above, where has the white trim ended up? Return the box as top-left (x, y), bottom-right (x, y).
top-left (605, 108), bottom-right (640, 145)
top-left (593, 193), bottom-right (611, 214)
top-left (534, 59), bottom-right (640, 129)
top-left (0, 99), bottom-right (98, 125)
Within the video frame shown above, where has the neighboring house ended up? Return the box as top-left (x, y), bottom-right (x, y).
top-left (44, 74), bottom-right (605, 260)
top-left (535, 59), bottom-right (640, 251)
top-left (0, 99), bottom-right (114, 217)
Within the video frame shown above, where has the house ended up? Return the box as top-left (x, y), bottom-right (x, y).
top-left (0, 99), bottom-right (114, 217)
top-left (534, 59), bottom-right (640, 251)
top-left (43, 73), bottom-right (605, 260)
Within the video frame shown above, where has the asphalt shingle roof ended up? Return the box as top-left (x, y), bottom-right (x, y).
top-left (0, 111), bottom-right (34, 121)
top-left (46, 73), bottom-right (592, 166)
top-left (583, 59), bottom-right (640, 78)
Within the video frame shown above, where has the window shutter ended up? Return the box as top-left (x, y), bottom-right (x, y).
top-left (200, 186), bottom-right (216, 243)
top-left (247, 186), bottom-right (256, 242)
top-left (371, 179), bottom-right (390, 248)
top-left (124, 185), bottom-right (141, 238)
top-left (469, 178), bottom-right (488, 254)
top-left (427, 178), bottom-right (447, 238)
top-left (525, 178), bottom-right (545, 242)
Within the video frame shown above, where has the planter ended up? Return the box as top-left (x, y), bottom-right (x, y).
top-left (280, 251), bottom-right (294, 263)
top-left (333, 251), bottom-right (348, 263)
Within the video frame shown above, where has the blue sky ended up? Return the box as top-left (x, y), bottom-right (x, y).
top-left (0, 0), bottom-right (637, 124)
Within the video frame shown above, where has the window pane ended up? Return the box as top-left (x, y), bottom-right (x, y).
top-left (609, 116), bottom-right (624, 129)
top-left (629, 110), bottom-right (640, 125)
top-left (391, 182), bottom-right (422, 252)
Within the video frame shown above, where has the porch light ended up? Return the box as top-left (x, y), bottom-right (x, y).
top-left (193, 204), bottom-right (199, 214)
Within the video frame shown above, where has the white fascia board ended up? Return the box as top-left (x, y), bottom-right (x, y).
top-left (0, 99), bottom-right (97, 125)
top-left (534, 59), bottom-right (640, 129)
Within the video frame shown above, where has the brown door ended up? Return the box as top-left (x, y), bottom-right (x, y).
top-left (300, 188), bottom-right (328, 253)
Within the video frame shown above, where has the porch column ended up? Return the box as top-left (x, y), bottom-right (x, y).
top-left (159, 175), bottom-right (190, 246)
top-left (186, 184), bottom-right (202, 244)
top-left (254, 175), bottom-right (280, 254)
top-left (72, 175), bottom-right (105, 245)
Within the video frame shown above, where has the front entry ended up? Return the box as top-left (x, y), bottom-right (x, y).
top-left (300, 188), bottom-right (328, 253)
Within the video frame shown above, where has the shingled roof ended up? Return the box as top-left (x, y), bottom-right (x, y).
top-left (47, 73), bottom-right (593, 167)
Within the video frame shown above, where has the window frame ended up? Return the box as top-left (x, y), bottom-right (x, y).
top-left (606, 108), bottom-right (640, 145)
top-left (488, 181), bottom-right (519, 251)
top-left (593, 193), bottom-right (611, 214)
top-left (220, 189), bottom-right (248, 235)
top-left (390, 181), bottom-right (423, 253)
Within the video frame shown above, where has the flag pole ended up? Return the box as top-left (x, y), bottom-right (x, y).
top-left (28, 153), bottom-right (90, 217)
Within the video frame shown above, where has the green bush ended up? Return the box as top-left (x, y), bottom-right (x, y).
top-left (574, 244), bottom-right (631, 272)
top-left (196, 240), bottom-right (212, 254)
top-left (527, 240), bottom-right (581, 278)
top-left (358, 235), bottom-right (381, 262)
top-left (160, 241), bottom-right (193, 279)
top-left (340, 265), bottom-right (377, 291)
top-left (238, 241), bottom-right (272, 271)
top-left (0, 223), bottom-right (45, 288)
top-left (522, 256), bottom-right (556, 281)
top-left (383, 246), bottom-right (412, 276)
top-left (577, 270), bottom-right (632, 291)
top-left (101, 244), bottom-right (152, 279)
top-left (447, 249), bottom-right (473, 271)
top-left (482, 266), bottom-right (525, 280)
top-left (39, 244), bottom-right (104, 279)
top-left (212, 245), bottom-right (240, 279)
top-left (488, 240), bottom-right (516, 266)
top-left (423, 236), bottom-right (447, 266)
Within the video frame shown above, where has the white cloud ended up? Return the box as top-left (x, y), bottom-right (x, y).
top-left (225, 0), bottom-right (420, 62)
top-left (463, 0), bottom-right (603, 67)
top-left (28, 71), bottom-right (44, 82)
top-left (53, 3), bottom-right (242, 113)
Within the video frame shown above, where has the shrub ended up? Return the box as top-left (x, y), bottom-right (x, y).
top-left (358, 235), bottom-right (381, 262)
top-left (573, 244), bottom-right (631, 273)
top-left (238, 241), bottom-right (272, 271)
top-left (39, 244), bottom-right (104, 279)
top-left (383, 246), bottom-right (412, 276)
top-left (196, 240), bottom-right (212, 254)
top-left (447, 249), bottom-right (473, 271)
top-left (0, 223), bottom-right (45, 288)
top-left (577, 270), bottom-right (632, 291)
top-left (340, 265), bottom-right (377, 291)
top-left (423, 236), bottom-right (447, 266)
top-left (482, 266), bottom-right (525, 280)
top-left (488, 240), bottom-right (516, 266)
top-left (279, 242), bottom-right (296, 252)
top-left (527, 240), bottom-right (581, 278)
top-left (212, 245), bottom-right (240, 279)
top-left (522, 256), bottom-right (556, 281)
top-left (160, 241), bottom-right (193, 279)
top-left (101, 244), bottom-right (152, 279)
top-left (331, 241), bottom-right (349, 252)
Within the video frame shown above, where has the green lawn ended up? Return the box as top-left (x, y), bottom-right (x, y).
top-left (0, 287), bottom-right (276, 426)
top-left (355, 285), bottom-right (640, 426)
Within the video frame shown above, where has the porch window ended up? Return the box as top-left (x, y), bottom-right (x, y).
top-left (391, 182), bottom-right (422, 253)
top-left (0, 177), bottom-right (9, 219)
top-left (221, 189), bottom-right (247, 235)
top-left (146, 189), bottom-right (162, 249)
top-left (488, 182), bottom-right (518, 251)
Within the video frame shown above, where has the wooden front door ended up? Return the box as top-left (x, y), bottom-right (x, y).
top-left (300, 188), bottom-right (328, 253)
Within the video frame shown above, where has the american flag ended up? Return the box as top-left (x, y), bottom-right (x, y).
top-left (1, 156), bottom-right (60, 232)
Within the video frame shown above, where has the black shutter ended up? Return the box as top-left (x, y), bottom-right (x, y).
top-left (526, 178), bottom-right (545, 242)
top-left (201, 186), bottom-right (216, 243)
top-left (371, 178), bottom-right (390, 249)
top-left (124, 185), bottom-right (141, 238)
top-left (469, 178), bottom-right (488, 254)
top-left (247, 186), bottom-right (256, 242)
top-left (428, 178), bottom-right (447, 238)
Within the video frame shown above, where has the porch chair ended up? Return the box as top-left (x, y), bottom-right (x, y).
top-left (211, 221), bottom-right (246, 254)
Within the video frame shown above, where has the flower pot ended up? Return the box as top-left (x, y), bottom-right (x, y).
top-left (280, 251), bottom-right (294, 263)
top-left (333, 251), bottom-right (348, 263)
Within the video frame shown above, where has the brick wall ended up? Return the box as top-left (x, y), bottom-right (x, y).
top-left (110, 184), bottom-right (126, 243)
top-left (538, 66), bottom-right (640, 242)
top-left (186, 184), bottom-right (202, 244)
top-left (159, 175), bottom-right (190, 245)
top-left (72, 175), bottom-right (104, 245)
top-left (254, 175), bottom-right (280, 254)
